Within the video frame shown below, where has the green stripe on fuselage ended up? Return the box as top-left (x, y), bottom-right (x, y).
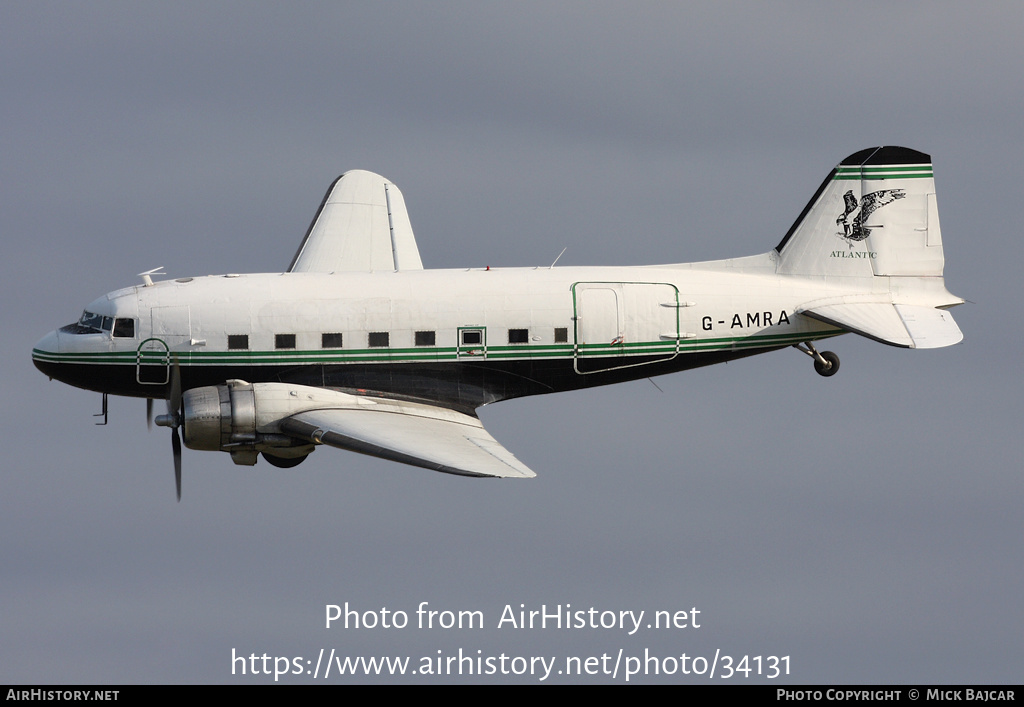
top-left (31, 329), bottom-right (839, 367)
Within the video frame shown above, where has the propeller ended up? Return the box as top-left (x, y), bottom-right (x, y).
top-left (153, 356), bottom-right (184, 501)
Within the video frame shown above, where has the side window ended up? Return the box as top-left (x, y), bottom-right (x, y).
top-left (275, 334), bottom-right (296, 349)
top-left (113, 318), bottom-right (135, 338)
top-left (415, 331), bottom-right (436, 346)
top-left (368, 332), bottom-right (389, 348)
top-left (322, 333), bottom-right (343, 348)
top-left (554, 327), bottom-right (568, 343)
top-left (228, 334), bottom-right (248, 350)
top-left (508, 328), bottom-right (529, 344)
top-left (458, 327), bottom-right (486, 358)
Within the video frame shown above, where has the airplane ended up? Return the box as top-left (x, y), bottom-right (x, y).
top-left (32, 146), bottom-right (963, 500)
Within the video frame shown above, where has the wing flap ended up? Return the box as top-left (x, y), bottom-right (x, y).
top-left (288, 170), bottom-right (424, 273)
top-left (799, 302), bottom-right (962, 349)
top-left (279, 401), bottom-right (535, 478)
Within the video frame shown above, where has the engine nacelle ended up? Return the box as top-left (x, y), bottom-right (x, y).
top-left (181, 380), bottom-right (357, 465)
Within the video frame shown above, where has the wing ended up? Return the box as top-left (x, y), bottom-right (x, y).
top-left (278, 397), bottom-right (536, 478)
top-left (287, 170), bottom-right (425, 273)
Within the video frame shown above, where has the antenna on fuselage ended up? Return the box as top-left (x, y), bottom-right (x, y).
top-left (549, 247), bottom-right (567, 268)
top-left (138, 267), bottom-right (165, 287)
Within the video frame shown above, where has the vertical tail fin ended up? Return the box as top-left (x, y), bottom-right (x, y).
top-left (781, 147), bottom-right (964, 348)
top-left (776, 147), bottom-right (945, 278)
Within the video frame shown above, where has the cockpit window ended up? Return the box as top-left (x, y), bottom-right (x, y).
top-left (60, 310), bottom-right (130, 336)
top-left (78, 311), bottom-right (106, 332)
top-left (113, 318), bottom-right (135, 338)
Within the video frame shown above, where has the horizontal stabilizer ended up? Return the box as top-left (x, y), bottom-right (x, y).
top-left (280, 399), bottom-right (535, 478)
top-left (799, 302), bottom-right (963, 349)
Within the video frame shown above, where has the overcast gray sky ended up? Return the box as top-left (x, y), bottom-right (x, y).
top-left (3, 2), bottom-right (1021, 684)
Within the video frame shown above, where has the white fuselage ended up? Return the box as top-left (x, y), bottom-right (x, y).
top-left (33, 254), bottom-right (867, 410)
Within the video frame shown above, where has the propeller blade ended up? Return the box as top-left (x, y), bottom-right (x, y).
top-left (146, 398), bottom-right (153, 430)
top-left (172, 428), bottom-right (182, 502)
top-left (161, 355), bottom-right (184, 501)
top-left (169, 355), bottom-right (182, 417)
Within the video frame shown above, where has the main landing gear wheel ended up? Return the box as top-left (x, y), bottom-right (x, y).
top-left (262, 452), bottom-right (309, 469)
top-left (813, 350), bottom-right (840, 377)
top-left (793, 342), bottom-right (840, 378)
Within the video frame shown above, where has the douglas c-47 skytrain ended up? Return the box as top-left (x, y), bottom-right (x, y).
top-left (33, 147), bottom-right (963, 499)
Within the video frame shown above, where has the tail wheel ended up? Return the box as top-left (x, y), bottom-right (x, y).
top-left (814, 351), bottom-right (840, 377)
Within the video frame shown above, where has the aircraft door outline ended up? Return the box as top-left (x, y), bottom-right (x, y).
top-left (572, 282), bottom-right (679, 374)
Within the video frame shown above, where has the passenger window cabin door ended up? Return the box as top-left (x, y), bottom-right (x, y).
top-left (137, 305), bottom-right (192, 385)
top-left (457, 327), bottom-right (487, 359)
top-left (572, 282), bottom-right (679, 374)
